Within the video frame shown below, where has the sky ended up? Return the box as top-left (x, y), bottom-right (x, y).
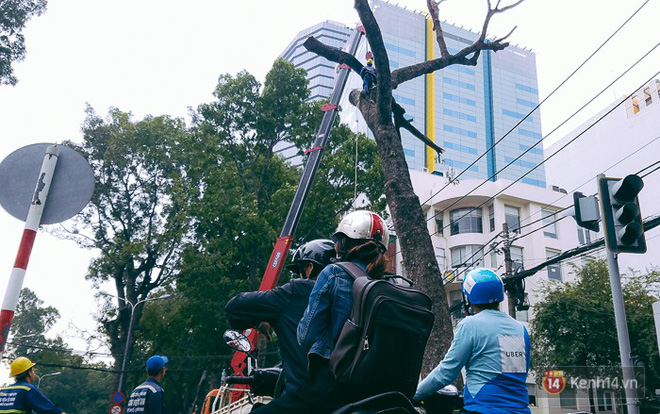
top-left (0, 0), bottom-right (657, 362)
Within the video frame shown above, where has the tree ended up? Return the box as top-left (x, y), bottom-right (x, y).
top-left (298, 0), bottom-right (523, 372)
top-left (135, 59), bottom-right (385, 413)
top-left (59, 107), bottom-right (192, 391)
top-left (531, 260), bottom-right (660, 414)
top-left (0, 0), bottom-right (47, 85)
top-left (6, 289), bottom-right (113, 414)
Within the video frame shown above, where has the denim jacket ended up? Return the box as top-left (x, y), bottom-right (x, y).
top-left (297, 262), bottom-right (366, 359)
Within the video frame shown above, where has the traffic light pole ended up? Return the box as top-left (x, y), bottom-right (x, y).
top-left (604, 249), bottom-right (639, 414)
top-left (598, 174), bottom-right (640, 413)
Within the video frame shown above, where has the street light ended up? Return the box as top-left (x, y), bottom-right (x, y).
top-left (37, 371), bottom-right (61, 388)
top-left (100, 292), bottom-right (172, 393)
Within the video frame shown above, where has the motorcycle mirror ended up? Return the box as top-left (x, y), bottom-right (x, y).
top-left (223, 329), bottom-right (252, 353)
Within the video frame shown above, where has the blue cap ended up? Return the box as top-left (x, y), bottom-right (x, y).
top-left (146, 355), bottom-right (168, 372)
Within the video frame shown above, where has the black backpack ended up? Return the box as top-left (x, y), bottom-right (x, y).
top-left (329, 262), bottom-right (435, 399)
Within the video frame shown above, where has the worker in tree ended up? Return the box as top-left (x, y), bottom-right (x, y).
top-left (0, 357), bottom-right (66, 414)
top-left (225, 239), bottom-right (336, 414)
top-left (126, 355), bottom-right (168, 414)
top-left (413, 268), bottom-right (531, 414)
top-left (360, 59), bottom-right (377, 94)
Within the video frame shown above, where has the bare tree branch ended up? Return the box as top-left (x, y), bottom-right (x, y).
top-left (392, 0), bottom-right (522, 88)
top-left (426, 0), bottom-right (449, 56)
top-left (303, 37), bottom-right (363, 74)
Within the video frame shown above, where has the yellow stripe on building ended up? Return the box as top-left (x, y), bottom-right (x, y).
top-left (425, 17), bottom-right (436, 173)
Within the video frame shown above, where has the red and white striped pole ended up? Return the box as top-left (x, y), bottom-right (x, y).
top-left (0, 145), bottom-right (60, 353)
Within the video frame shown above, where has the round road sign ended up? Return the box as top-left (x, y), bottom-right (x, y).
top-left (110, 404), bottom-right (123, 414)
top-left (111, 392), bottom-right (125, 404)
top-left (0, 143), bottom-right (94, 224)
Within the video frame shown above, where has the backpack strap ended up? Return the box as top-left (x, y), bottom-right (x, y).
top-left (335, 262), bottom-right (369, 280)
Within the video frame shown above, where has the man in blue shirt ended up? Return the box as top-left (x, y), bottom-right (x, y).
top-left (414, 268), bottom-right (531, 414)
top-left (126, 355), bottom-right (168, 414)
top-left (0, 356), bottom-right (66, 414)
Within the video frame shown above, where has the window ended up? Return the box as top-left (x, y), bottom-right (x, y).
top-left (516, 294), bottom-right (529, 322)
top-left (632, 96), bottom-right (641, 114)
top-left (510, 246), bottom-right (524, 273)
top-left (527, 384), bottom-right (537, 407)
top-left (505, 205), bottom-right (521, 233)
top-left (488, 205), bottom-right (495, 232)
top-left (644, 87), bottom-right (653, 106)
top-left (435, 247), bottom-right (446, 270)
top-left (577, 228), bottom-right (592, 245)
top-left (597, 390), bottom-right (614, 411)
top-left (449, 290), bottom-right (465, 322)
top-left (559, 386), bottom-right (577, 408)
top-left (450, 208), bottom-right (483, 235)
top-left (546, 248), bottom-right (562, 281)
top-left (434, 209), bottom-right (443, 236)
top-left (542, 209), bottom-right (558, 239)
top-left (451, 245), bottom-right (484, 268)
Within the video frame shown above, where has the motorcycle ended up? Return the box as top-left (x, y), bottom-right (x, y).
top-left (219, 330), bottom-right (463, 414)
top-left (200, 330), bottom-right (282, 414)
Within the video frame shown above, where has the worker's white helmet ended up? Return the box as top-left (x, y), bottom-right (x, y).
top-left (332, 210), bottom-right (390, 251)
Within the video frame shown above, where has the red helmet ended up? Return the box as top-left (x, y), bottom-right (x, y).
top-left (332, 210), bottom-right (390, 251)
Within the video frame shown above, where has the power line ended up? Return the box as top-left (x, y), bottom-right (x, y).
top-left (640, 163), bottom-right (660, 179)
top-left (429, 132), bottom-right (660, 285)
top-left (505, 214), bottom-right (660, 284)
top-left (515, 207), bottom-right (570, 234)
top-left (419, 0), bottom-right (652, 207)
top-left (636, 159), bottom-right (660, 176)
top-left (513, 215), bottom-right (567, 243)
top-left (514, 133), bottom-right (660, 236)
top-left (425, 44), bottom-right (659, 236)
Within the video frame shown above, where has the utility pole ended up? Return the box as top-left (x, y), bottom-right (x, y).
top-left (502, 222), bottom-right (516, 318)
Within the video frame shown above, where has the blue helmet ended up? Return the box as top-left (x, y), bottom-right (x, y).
top-left (462, 268), bottom-right (504, 305)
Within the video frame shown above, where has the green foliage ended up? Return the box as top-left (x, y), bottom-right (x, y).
top-left (531, 260), bottom-right (660, 412)
top-left (136, 59), bottom-right (384, 413)
top-left (7, 289), bottom-right (112, 414)
top-left (60, 106), bottom-right (196, 397)
top-left (52, 57), bottom-right (384, 412)
top-left (8, 288), bottom-right (59, 359)
top-left (0, 0), bottom-right (47, 85)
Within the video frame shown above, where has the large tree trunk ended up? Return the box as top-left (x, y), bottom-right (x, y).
top-left (306, 0), bottom-right (523, 374)
top-left (351, 91), bottom-right (453, 374)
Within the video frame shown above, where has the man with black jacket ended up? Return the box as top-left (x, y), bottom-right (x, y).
top-left (225, 239), bottom-right (335, 414)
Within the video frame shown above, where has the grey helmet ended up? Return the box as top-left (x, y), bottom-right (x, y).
top-left (285, 239), bottom-right (336, 274)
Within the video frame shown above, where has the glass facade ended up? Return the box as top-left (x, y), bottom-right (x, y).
top-left (281, 0), bottom-right (546, 187)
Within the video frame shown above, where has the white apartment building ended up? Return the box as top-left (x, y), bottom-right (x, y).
top-left (396, 170), bottom-right (621, 413)
top-left (545, 79), bottom-right (660, 273)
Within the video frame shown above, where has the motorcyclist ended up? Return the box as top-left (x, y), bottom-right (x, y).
top-left (225, 239), bottom-right (336, 414)
top-left (297, 210), bottom-right (390, 413)
top-left (413, 268), bottom-right (531, 414)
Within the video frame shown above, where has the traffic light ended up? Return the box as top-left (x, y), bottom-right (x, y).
top-left (598, 174), bottom-right (647, 254)
top-left (573, 191), bottom-right (600, 232)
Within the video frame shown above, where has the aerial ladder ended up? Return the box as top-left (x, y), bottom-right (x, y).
top-left (199, 27), bottom-right (365, 414)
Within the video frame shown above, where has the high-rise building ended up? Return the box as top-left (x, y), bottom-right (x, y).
top-left (281, 0), bottom-right (546, 187)
top-left (281, 21), bottom-right (354, 102)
